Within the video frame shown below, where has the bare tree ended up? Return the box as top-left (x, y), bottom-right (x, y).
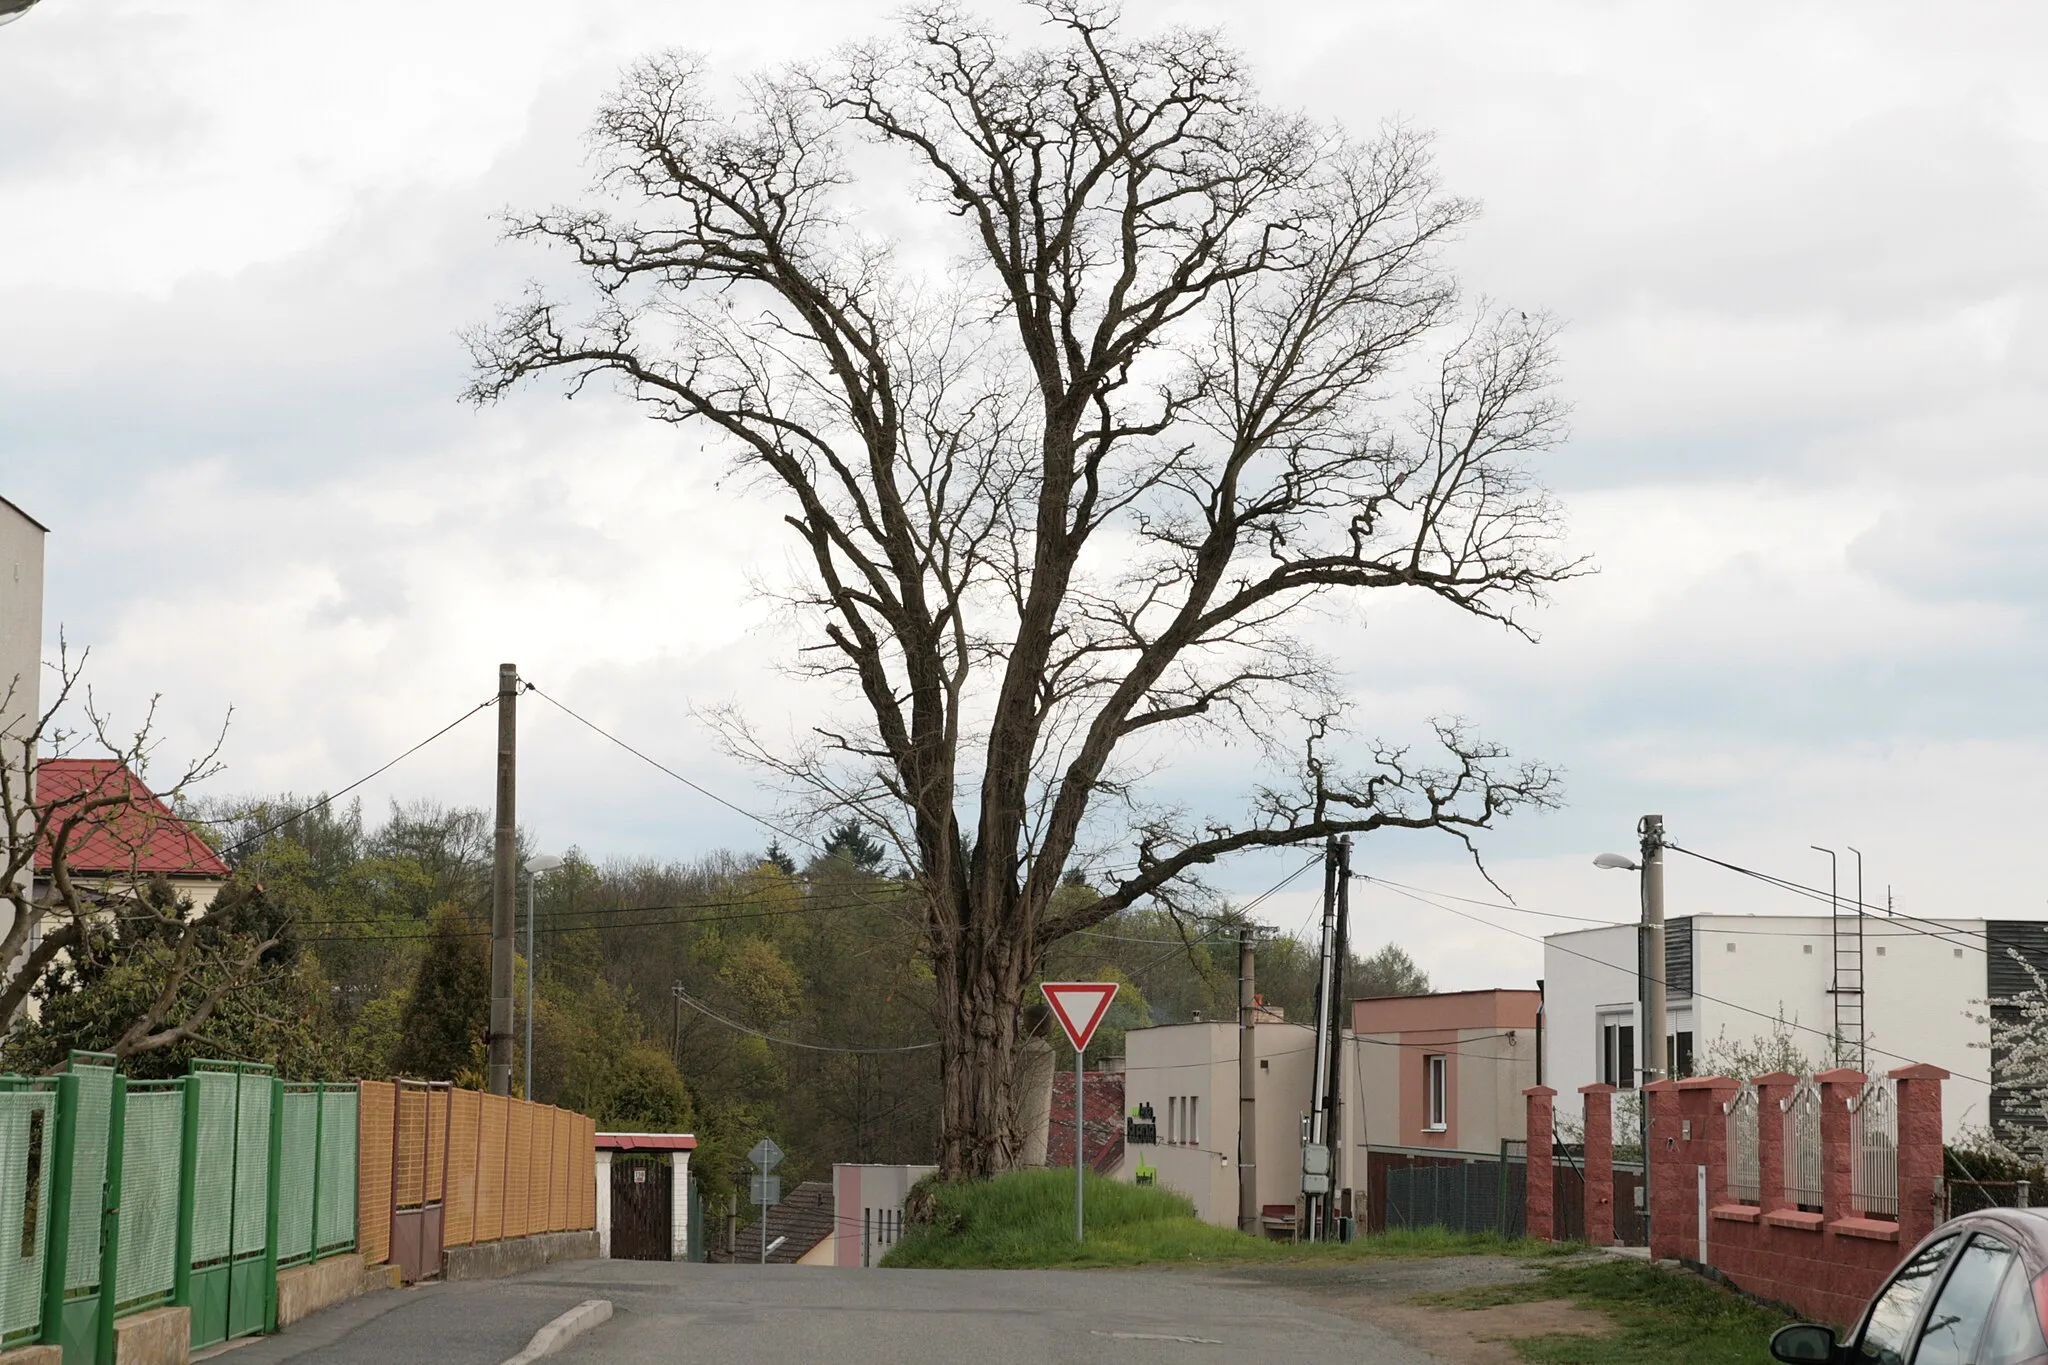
top-left (469, 3), bottom-right (1579, 1177)
top-left (0, 645), bottom-right (280, 1062)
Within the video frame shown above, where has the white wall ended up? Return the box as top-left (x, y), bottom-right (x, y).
top-left (1546, 915), bottom-right (1994, 1139)
top-left (0, 498), bottom-right (45, 961)
top-left (1542, 923), bottom-right (1640, 1125)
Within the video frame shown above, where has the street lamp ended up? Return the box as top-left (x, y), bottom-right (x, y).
top-left (522, 854), bottom-right (565, 1100)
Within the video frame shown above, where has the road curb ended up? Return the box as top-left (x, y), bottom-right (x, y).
top-left (501, 1299), bottom-right (613, 1365)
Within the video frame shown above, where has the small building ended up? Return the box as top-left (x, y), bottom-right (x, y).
top-left (1118, 989), bottom-right (1541, 1232)
top-left (721, 1180), bottom-right (836, 1265)
top-left (33, 758), bottom-right (233, 912)
top-left (832, 1163), bottom-right (937, 1266)
top-left (595, 1131), bottom-right (695, 1261)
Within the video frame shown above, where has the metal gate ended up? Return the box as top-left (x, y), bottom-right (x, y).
top-left (185, 1061), bottom-right (276, 1352)
top-left (609, 1156), bottom-right (672, 1261)
top-left (389, 1081), bottom-right (451, 1284)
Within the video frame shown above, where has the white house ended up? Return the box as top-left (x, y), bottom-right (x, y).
top-left (1542, 913), bottom-right (2019, 1140)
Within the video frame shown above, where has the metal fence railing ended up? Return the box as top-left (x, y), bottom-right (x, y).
top-left (1851, 1078), bottom-right (1899, 1219)
top-left (1783, 1077), bottom-right (1824, 1211)
top-left (1946, 1179), bottom-right (2032, 1220)
top-left (1726, 1083), bottom-right (1761, 1204)
top-left (0, 1078), bottom-right (57, 1348)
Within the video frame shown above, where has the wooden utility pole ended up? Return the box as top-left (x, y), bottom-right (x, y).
top-left (487, 663), bottom-right (518, 1095)
top-left (1237, 927), bottom-right (1259, 1235)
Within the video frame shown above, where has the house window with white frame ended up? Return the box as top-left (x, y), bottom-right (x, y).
top-left (1598, 1011), bottom-right (1636, 1090)
top-left (1424, 1054), bottom-right (1448, 1132)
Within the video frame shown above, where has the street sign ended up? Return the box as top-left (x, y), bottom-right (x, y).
top-left (748, 1138), bottom-right (784, 1171)
top-left (1039, 982), bottom-right (1119, 1053)
top-left (750, 1174), bottom-right (782, 1207)
top-left (1040, 981), bottom-right (1120, 1246)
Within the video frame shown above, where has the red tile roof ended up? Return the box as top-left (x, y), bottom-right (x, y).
top-left (1049, 1070), bottom-right (1126, 1174)
top-left (596, 1132), bottom-right (698, 1152)
top-left (33, 758), bottom-right (232, 881)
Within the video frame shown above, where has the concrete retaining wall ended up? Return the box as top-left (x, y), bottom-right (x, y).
top-left (442, 1230), bottom-right (599, 1282)
top-left (0, 1345), bottom-right (61, 1365)
top-left (112, 1307), bottom-right (188, 1365)
top-left (277, 1253), bottom-right (371, 1329)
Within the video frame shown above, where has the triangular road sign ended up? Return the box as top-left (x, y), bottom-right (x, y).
top-left (1040, 981), bottom-right (1119, 1053)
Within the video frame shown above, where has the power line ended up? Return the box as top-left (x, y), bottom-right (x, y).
top-left (521, 681), bottom-right (818, 852)
top-left (1666, 843), bottom-right (1991, 955)
top-left (1361, 875), bottom-right (1993, 1088)
top-left (198, 696), bottom-right (499, 858)
top-left (670, 983), bottom-right (937, 1055)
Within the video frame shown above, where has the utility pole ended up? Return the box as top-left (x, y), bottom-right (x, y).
top-left (1639, 813), bottom-right (1665, 1244)
top-left (1237, 927), bottom-right (1258, 1235)
top-left (487, 663), bottom-right (518, 1095)
top-left (1640, 815), bottom-right (1665, 1087)
top-left (1322, 837), bottom-right (1352, 1232)
top-left (1305, 838), bottom-right (1341, 1240)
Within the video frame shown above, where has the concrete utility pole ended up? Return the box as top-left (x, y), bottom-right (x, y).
top-left (1238, 927), bottom-right (1258, 1235)
top-left (487, 663), bottom-right (518, 1095)
top-left (1640, 814), bottom-right (1666, 1087)
top-left (1305, 838), bottom-right (1341, 1240)
top-left (1324, 837), bottom-right (1352, 1229)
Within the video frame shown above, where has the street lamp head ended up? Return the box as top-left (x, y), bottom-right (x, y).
top-left (524, 854), bottom-right (565, 875)
top-left (1593, 852), bottom-right (1640, 872)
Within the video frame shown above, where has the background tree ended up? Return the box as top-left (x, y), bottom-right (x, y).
top-left (0, 646), bottom-right (283, 1066)
top-left (390, 903), bottom-right (492, 1084)
top-left (470, 6), bottom-right (1574, 1175)
top-left (1352, 944), bottom-right (1430, 999)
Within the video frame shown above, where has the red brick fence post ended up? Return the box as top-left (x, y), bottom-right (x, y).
top-left (1525, 1086), bottom-right (1556, 1241)
top-left (1892, 1064), bottom-right (1948, 1247)
top-left (1580, 1083), bottom-right (1615, 1246)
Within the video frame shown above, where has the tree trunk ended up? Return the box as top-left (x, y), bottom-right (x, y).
top-left (933, 921), bottom-right (1033, 1179)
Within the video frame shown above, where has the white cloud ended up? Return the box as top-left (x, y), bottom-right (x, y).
top-left (3, 0), bottom-right (2047, 985)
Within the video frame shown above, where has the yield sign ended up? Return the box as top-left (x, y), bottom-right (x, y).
top-left (1040, 982), bottom-right (1119, 1053)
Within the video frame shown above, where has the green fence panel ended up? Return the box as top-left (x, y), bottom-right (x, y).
top-left (62, 1061), bottom-right (113, 1295)
top-left (231, 1074), bottom-right (270, 1260)
top-left (190, 1072), bottom-right (236, 1269)
top-left (277, 1090), bottom-right (316, 1267)
top-left (315, 1087), bottom-right (357, 1255)
top-left (0, 1082), bottom-right (57, 1347)
top-left (114, 1084), bottom-right (184, 1315)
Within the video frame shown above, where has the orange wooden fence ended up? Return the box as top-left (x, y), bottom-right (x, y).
top-left (357, 1084), bottom-right (596, 1266)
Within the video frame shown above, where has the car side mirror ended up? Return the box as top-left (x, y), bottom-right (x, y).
top-left (1770, 1324), bottom-right (1839, 1362)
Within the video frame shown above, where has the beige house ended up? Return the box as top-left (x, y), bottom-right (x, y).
top-left (1117, 989), bottom-right (1542, 1231)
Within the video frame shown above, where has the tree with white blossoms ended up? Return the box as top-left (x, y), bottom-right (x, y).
top-left (1972, 952), bottom-right (2048, 1164)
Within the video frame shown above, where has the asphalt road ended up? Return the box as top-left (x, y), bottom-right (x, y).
top-left (217, 1259), bottom-right (1451, 1365)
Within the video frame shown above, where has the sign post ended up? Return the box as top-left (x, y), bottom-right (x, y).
top-left (748, 1138), bottom-right (785, 1265)
top-left (1039, 982), bottom-right (1119, 1243)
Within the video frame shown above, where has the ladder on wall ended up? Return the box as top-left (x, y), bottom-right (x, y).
top-left (1832, 902), bottom-right (1865, 1069)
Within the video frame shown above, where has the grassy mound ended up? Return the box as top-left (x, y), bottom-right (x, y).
top-left (881, 1168), bottom-right (1552, 1269)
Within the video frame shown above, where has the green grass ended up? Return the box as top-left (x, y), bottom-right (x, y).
top-left (1419, 1258), bottom-right (1794, 1365)
top-left (880, 1168), bottom-right (1564, 1269)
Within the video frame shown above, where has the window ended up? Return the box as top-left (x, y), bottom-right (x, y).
top-left (1425, 1055), bottom-right (1448, 1131)
top-left (1916, 1234), bottom-right (2017, 1365)
top-left (1725, 941), bottom-right (1736, 952)
top-left (1188, 1096), bottom-right (1198, 1146)
top-left (1979, 1239), bottom-right (2048, 1365)
top-left (1600, 1019), bottom-right (1636, 1090)
top-left (1168, 1097), bottom-right (1180, 1144)
top-left (1854, 1235), bottom-right (1955, 1364)
top-left (1668, 1031), bottom-right (1694, 1079)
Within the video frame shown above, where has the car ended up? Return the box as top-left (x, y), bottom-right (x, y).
top-left (1771, 1208), bottom-right (2048, 1364)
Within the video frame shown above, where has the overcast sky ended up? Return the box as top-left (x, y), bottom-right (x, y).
top-left (3, 1), bottom-right (2044, 994)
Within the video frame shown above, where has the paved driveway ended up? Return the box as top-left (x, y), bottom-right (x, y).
top-left (219, 1259), bottom-right (1451, 1365)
